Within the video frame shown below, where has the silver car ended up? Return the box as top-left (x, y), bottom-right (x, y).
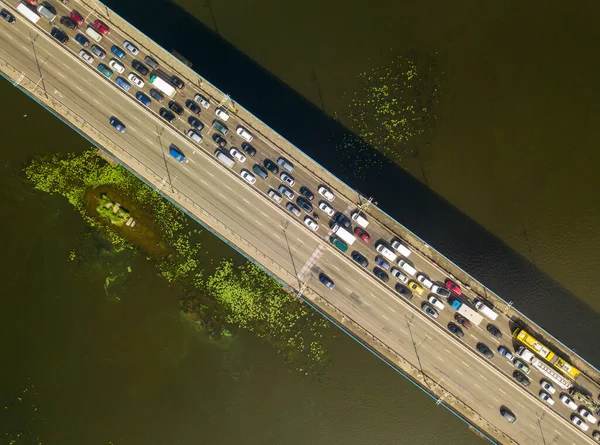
top-left (194, 93), bottom-right (210, 109)
top-left (123, 40), bottom-right (139, 55)
top-left (79, 49), bottom-right (94, 64)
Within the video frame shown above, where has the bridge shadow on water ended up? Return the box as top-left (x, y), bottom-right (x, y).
top-left (105, 0), bottom-right (600, 369)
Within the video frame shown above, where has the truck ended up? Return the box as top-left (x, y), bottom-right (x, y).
top-left (331, 223), bottom-right (356, 245)
top-left (515, 347), bottom-right (573, 390)
top-left (149, 72), bottom-right (176, 98)
top-left (17, 2), bottom-right (41, 23)
top-left (474, 299), bottom-right (498, 320)
top-left (449, 298), bottom-right (483, 326)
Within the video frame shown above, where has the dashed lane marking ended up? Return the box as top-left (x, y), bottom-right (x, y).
top-left (386, 305), bottom-right (396, 313)
top-left (498, 388), bottom-right (506, 395)
top-left (57, 72), bottom-right (65, 78)
top-left (93, 99), bottom-right (99, 104)
top-left (437, 355), bottom-right (444, 362)
top-left (242, 198), bottom-right (250, 204)
top-left (218, 192), bottom-right (225, 199)
top-left (480, 375), bottom-right (488, 381)
top-left (261, 211), bottom-right (269, 217)
top-left (461, 361), bottom-right (470, 368)
top-left (75, 85), bottom-right (83, 92)
top-left (363, 301), bottom-right (371, 308)
top-left (473, 383), bottom-right (480, 389)
top-left (200, 179), bottom-right (208, 185)
top-left (381, 314), bottom-right (389, 321)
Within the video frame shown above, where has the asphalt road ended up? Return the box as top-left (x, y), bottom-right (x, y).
top-left (1, 1), bottom-right (598, 443)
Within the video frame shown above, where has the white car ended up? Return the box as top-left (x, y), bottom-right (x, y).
top-left (240, 169), bottom-right (255, 184)
top-left (540, 380), bottom-right (555, 394)
top-left (123, 40), bottom-right (139, 55)
top-left (215, 107), bottom-right (229, 121)
top-left (579, 407), bottom-right (598, 424)
top-left (390, 268), bottom-right (408, 283)
top-left (268, 189), bottom-right (282, 203)
top-left (109, 58), bottom-right (124, 73)
top-left (430, 284), bottom-right (450, 298)
top-left (236, 126), bottom-right (253, 142)
top-left (304, 216), bottom-right (319, 231)
top-left (187, 130), bottom-right (202, 143)
top-left (318, 201), bottom-right (334, 216)
top-left (416, 273), bottom-right (433, 289)
top-left (559, 394), bottom-right (578, 410)
top-left (79, 49), bottom-right (94, 64)
top-left (539, 390), bottom-right (554, 405)
top-left (194, 94), bottom-right (210, 109)
top-left (280, 172), bottom-right (295, 186)
top-left (127, 73), bottom-right (144, 88)
top-left (229, 148), bottom-right (246, 163)
top-left (428, 295), bottom-right (445, 311)
top-left (318, 186), bottom-right (334, 201)
top-left (570, 414), bottom-right (589, 432)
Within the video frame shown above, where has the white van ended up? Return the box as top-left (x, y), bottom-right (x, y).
top-left (474, 300), bottom-right (499, 320)
top-left (375, 243), bottom-right (397, 262)
top-left (391, 239), bottom-right (411, 257)
top-left (351, 211), bottom-right (369, 228)
top-left (215, 150), bottom-right (235, 168)
top-left (398, 259), bottom-right (417, 276)
top-left (37, 4), bottom-right (56, 22)
top-left (85, 26), bottom-right (103, 43)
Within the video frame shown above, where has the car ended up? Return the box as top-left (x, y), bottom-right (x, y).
top-left (318, 201), bottom-right (334, 217)
top-left (395, 283), bottom-right (412, 299)
top-left (240, 169), bottom-right (256, 185)
top-left (77, 49), bottom-right (94, 65)
top-left (500, 407), bottom-right (517, 424)
top-left (513, 359), bottom-right (530, 374)
top-left (187, 129), bottom-right (202, 143)
top-left (123, 40), bottom-right (139, 55)
top-left (194, 94), bottom-right (210, 109)
top-left (240, 142), bottom-right (256, 157)
top-left (212, 134), bottom-right (227, 148)
top-left (579, 407), bottom-right (598, 423)
top-left (215, 107), bottom-right (229, 121)
top-left (354, 227), bottom-right (371, 243)
top-left (51, 27), bottom-right (68, 44)
top-left (351, 251), bottom-right (368, 268)
top-left (421, 302), bottom-right (438, 318)
top-left (169, 145), bottom-right (185, 162)
top-left (168, 100), bottom-right (184, 115)
top-left (485, 324), bottom-right (502, 338)
top-left (454, 313), bottom-right (471, 329)
top-left (445, 280), bottom-right (462, 295)
top-left (74, 33), bottom-right (89, 47)
top-left (304, 216), bottom-right (319, 231)
top-left (447, 322), bottom-right (464, 338)
top-left (430, 284), bottom-right (450, 298)
top-left (110, 45), bottom-right (126, 60)
top-left (109, 117), bottom-right (125, 133)
top-left (408, 281), bottom-right (424, 296)
top-left (96, 63), bottom-right (113, 78)
top-left (497, 346), bottom-right (514, 360)
top-left (93, 19), bottom-right (110, 35)
top-left (592, 430), bottom-right (600, 442)
top-left (263, 159), bottom-right (279, 174)
top-left (373, 267), bottom-right (389, 282)
top-left (131, 60), bottom-right (149, 76)
top-left (252, 164), bottom-right (268, 180)
top-left (375, 256), bottom-right (390, 270)
top-left (127, 73), bottom-right (144, 88)
top-left (571, 414), bottom-right (589, 432)
top-left (109, 59), bottom-right (124, 74)
top-left (559, 394), bottom-right (578, 410)
top-left (69, 10), bottom-right (84, 26)
top-left (476, 343), bottom-right (494, 359)
top-left (280, 172), bottom-right (295, 186)
top-left (268, 189), bottom-right (282, 203)
top-left (149, 89), bottom-right (164, 102)
top-left (428, 295), bottom-right (445, 311)
top-left (60, 16), bottom-right (77, 29)
top-left (539, 390), bottom-right (554, 405)
top-left (159, 107), bottom-right (175, 123)
top-left (540, 380), bottom-right (555, 394)
top-left (333, 213), bottom-right (351, 229)
top-left (390, 268), bottom-right (408, 283)
top-left (228, 148), bottom-right (246, 163)
top-left (171, 75), bottom-right (184, 89)
top-left (236, 126), bottom-right (253, 142)
top-left (416, 273), bottom-right (433, 289)
top-left (144, 55), bottom-right (159, 70)
top-left (90, 44), bottom-right (105, 58)
top-left (278, 185), bottom-right (294, 199)
top-left (187, 116), bottom-right (203, 130)
top-left (296, 197), bottom-right (313, 213)
top-left (299, 186), bottom-right (314, 201)
top-left (115, 77), bottom-right (131, 91)
top-left (212, 120), bottom-right (228, 135)
top-left (330, 237), bottom-right (348, 252)
top-left (185, 99), bottom-right (201, 114)
top-left (318, 186), bottom-right (334, 201)
top-left (286, 202), bottom-right (301, 217)
top-left (512, 370), bottom-right (530, 387)
top-left (319, 273), bottom-right (334, 289)
top-left (1, 9), bottom-right (15, 24)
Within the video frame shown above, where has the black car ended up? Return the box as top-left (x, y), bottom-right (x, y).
top-left (51, 27), bottom-right (69, 44)
top-left (512, 370), bottom-right (530, 387)
top-left (241, 143), bottom-right (257, 157)
top-left (168, 100), bottom-right (184, 115)
top-left (476, 342), bottom-right (494, 359)
top-left (0, 9), bottom-right (15, 24)
top-left (74, 33), bottom-right (89, 47)
top-left (351, 251), bottom-right (368, 268)
top-left (188, 116), bottom-right (204, 130)
top-left (185, 99), bottom-right (201, 115)
top-left (60, 16), bottom-right (77, 29)
top-left (454, 313), bottom-right (471, 329)
top-left (212, 134), bottom-right (227, 148)
top-left (296, 197), bottom-right (313, 213)
top-left (149, 89), bottom-right (164, 102)
top-left (263, 159), bottom-right (279, 174)
top-left (447, 322), bottom-right (464, 338)
top-left (159, 107), bottom-right (175, 123)
top-left (252, 164), bottom-right (268, 180)
top-left (144, 55), bottom-right (159, 70)
top-left (395, 283), bottom-right (412, 299)
top-left (372, 267), bottom-right (389, 282)
top-left (486, 324), bottom-right (502, 338)
top-left (171, 75), bottom-right (184, 89)
top-left (299, 186), bottom-right (314, 201)
top-left (334, 212), bottom-right (351, 229)
top-left (131, 60), bottom-right (149, 76)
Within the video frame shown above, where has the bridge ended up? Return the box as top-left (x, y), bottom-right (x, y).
top-left (1, 1), bottom-right (599, 443)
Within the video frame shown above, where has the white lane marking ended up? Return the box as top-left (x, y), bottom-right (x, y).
top-left (332, 265), bottom-right (340, 271)
top-left (455, 369), bottom-right (463, 376)
top-left (129, 127), bottom-right (136, 132)
top-left (437, 355), bottom-right (444, 362)
top-left (473, 383), bottom-right (480, 389)
top-left (21, 45), bottom-right (30, 52)
top-left (498, 388), bottom-right (506, 395)
top-left (6, 34), bottom-right (12, 39)
top-left (133, 116), bottom-right (141, 123)
top-left (200, 179), bottom-right (208, 185)
top-left (57, 72), bottom-right (65, 78)
top-left (363, 301), bottom-right (371, 308)
top-left (461, 361), bottom-right (470, 368)
top-left (75, 85), bottom-right (83, 92)
top-left (218, 192), bottom-right (226, 199)
top-left (223, 184), bottom-right (232, 191)
top-left (93, 99), bottom-right (99, 104)
top-left (369, 292), bottom-right (376, 298)
top-left (517, 402), bottom-right (525, 408)
top-left (272, 234), bottom-right (281, 240)
top-left (297, 237), bottom-right (303, 243)
top-left (242, 198), bottom-right (250, 204)
top-left (298, 244), bottom-right (324, 281)
top-left (480, 375), bottom-right (488, 381)
top-left (261, 211), bottom-right (269, 217)
top-left (469, 334), bottom-right (477, 339)
top-left (345, 286), bottom-right (351, 292)
top-left (255, 220), bottom-right (263, 226)
top-left (493, 397), bottom-right (500, 403)
top-left (381, 314), bottom-right (389, 321)
top-left (206, 171), bottom-right (214, 177)
top-left (444, 348), bottom-right (451, 353)
top-left (146, 138), bottom-right (154, 145)
top-left (386, 305), bottom-right (396, 313)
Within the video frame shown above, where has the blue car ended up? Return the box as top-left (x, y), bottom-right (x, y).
top-left (110, 45), bottom-right (126, 60)
top-left (135, 91), bottom-right (151, 107)
top-left (115, 77), bottom-right (131, 91)
top-left (109, 117), bottom-right (125, 133)
top-left (169, 145), bottom-right (185, 162)
top-left (319, 273), bottom-right (335, 289)
top-left (375, 256), bottom-right (390, 270)
top-left (74, 33), bottom-right (89, 47)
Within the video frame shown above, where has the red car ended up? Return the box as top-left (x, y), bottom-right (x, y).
top-left (93, 19), bottom-right (110, 35)
top-left (70, 10), bottom-right (84, 26)
top-left (25, 0), bottom-right (37, 5)
top-left (354, 227), bottom-right (371, 243)
top-left (445, 280), bottom-right (463, 296)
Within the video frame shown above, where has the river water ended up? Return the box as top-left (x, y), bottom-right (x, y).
top-left (1, 0), bottom-right (599, 443)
